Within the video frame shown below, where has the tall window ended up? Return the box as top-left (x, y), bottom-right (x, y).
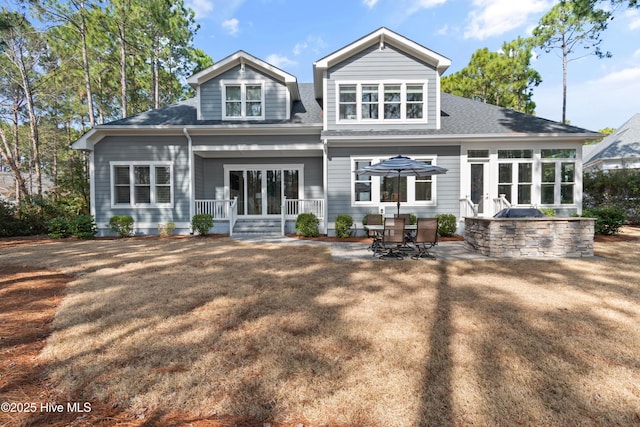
top-left (337, 82), bottom-right (427, 122)
top-left (383, 85), bottom-right (401, 119)
top-left (354, 160), bottom-right (372, 201)
top-left (112, 163), bottom-right (173, 207)
top-left (541, 149), bottom-right (576, 205)
top-left (222, 82), bottom-right (264, 120)
top-left (406, 85), bottom-right (424, 119)
top-left (339, 85), bottom-right (357, 120)
top-left (361, 85), bottom-right (379, 119)
top-left (497, 149), bottom-right (533, 205)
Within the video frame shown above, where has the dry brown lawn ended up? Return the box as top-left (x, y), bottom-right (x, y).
top-left (1, 230), bottom-right (639, 426)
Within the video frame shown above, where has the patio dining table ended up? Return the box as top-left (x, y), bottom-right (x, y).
top-left (364, 224), bottom-right (417, 257)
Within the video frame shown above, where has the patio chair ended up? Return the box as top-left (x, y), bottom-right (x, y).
top-left (380, 217), bottom-right (406, 259)
top-left (394, 213), bottom-right (414, 244)
top-left (365, 214), bottom-right (384, 255)
top-left (411, 217), bottom-right (438, 260)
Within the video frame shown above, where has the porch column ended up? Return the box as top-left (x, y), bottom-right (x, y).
top-left (323, 139), bottom-right (329, 235)
top-left (183, 128), bottom-right (195, 223)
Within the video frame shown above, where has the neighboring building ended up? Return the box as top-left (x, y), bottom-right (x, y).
top-left (584, 113), bottom-right (640, 172)
top-left (72, 28), bottom-right (601, 236)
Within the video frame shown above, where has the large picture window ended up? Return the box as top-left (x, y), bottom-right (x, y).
top-left (352, 157), bottom-right (437, 206)
top-left (222, 81), bottom-right (264, 120)
top-left (337, 82), bottom-right (427, 122)
top-left (111, 162), bottom-right (173, 207)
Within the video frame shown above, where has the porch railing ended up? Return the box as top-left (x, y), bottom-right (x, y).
top-left (460, 196), bottom-right (479, 218)
top-left (493, 193), bottom-right (512, 212)
top-left (194, 197), bottom-right (237, 235)
top-left (281, 197), bottom-right (325, 235)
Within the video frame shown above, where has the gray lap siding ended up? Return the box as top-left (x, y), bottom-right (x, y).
top-left (327, 145), bottom-right (461, 231)
top-left (93, 136), bottom-right (190, 232)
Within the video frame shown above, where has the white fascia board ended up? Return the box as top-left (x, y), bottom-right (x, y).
top-left (324, 133), bottom-right (601, 144)
top-left (313, 28), bottom-right (452, 78)
top-left (193, 143), bottom-right (324, 152)
top-left (187, 51), bottom-right (300, 101)
top-left (72, 124), bottom-right (322, 149)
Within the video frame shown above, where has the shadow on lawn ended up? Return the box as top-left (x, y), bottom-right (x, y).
top-left (416, 248), bottom-right (640, 426)
top-left (1, 237), bottom-right (639, 426)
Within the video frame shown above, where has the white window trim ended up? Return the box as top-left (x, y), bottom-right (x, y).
top-left (110, 161), bottom-right (174, 208)
top-left (220, 80), bottom-right (266, 121)
top-left (351, 156), bottom-right (438, 207)
top-left (336, 80), bottom-right (428, 124)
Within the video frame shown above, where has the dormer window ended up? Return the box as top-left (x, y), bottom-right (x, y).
top-left (337, 81), bottom-right (427, 123)
top-left (221, 81), bottom-right (265, 120)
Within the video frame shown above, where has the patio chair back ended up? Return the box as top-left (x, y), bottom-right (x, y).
top-left (415, 218), bottom-right (438, 245)
top-left (394, 213), bottom-right (411, 224)
top-left (383, 217), bottom-right (406, 245)
top-left (365, 214), bottom-right (383, 226)
top-left (412, 217), bottom-right (438, 259)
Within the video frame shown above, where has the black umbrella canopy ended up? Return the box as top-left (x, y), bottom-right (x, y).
top-left (354, 155), bottom-right (448, 216)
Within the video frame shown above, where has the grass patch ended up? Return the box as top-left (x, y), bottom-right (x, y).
top-left (0, 231), bottom-right (639, 426)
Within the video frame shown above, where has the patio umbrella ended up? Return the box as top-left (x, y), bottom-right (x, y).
top-left (355, 155), bottom-right (448, 216)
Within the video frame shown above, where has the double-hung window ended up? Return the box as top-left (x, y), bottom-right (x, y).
top-left (540, 149), bottom-right (576, 205)
top-left (352, 157), bottom-right (437, 206)
top-left (497, 150), bottom-right (533, 205)
top-left (337, 82), bottom-right (427, 122)
top-left (222, 81), bottom-right (264, 120)
top-left (111, 162), bottom-right (173, 207)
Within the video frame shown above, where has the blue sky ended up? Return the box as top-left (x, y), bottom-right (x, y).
top-left (185, 0), bottom-right (640, 131)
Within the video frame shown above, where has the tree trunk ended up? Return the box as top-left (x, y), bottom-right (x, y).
top-left (16, 44), bottom-right (42, 195)
top-left (562, 35), bottom-right (568, 124)
top-left (79, 1), bottom-right (96, 127)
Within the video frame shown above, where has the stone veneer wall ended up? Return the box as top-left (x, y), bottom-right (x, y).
top-left (464, 217), bottom-right (595, 258)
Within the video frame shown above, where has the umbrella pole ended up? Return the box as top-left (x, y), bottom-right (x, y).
top-left (397, 171), bottom-right (401, 217)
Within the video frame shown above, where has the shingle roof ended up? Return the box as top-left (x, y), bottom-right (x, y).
top-left (322, 93), bottom-right (599, 138)
top-left (99, 87), bottom-right (597, 139)
top-left (583, 113), bottom-right (640, 166)
top-left (103, 83), bottom-right (322, 127)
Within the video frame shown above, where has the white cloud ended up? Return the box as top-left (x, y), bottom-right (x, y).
top-left (186, 0), bottom-right (214, 19)
top-left (464, 0), bottom-right (552, 40)
top-left (266, 54), bottom-right (298, 70)
top-left (222, 18), bottom-right (240, 36)
top-left (363, 0), bottom-right (379, 8)
top-left (625, 9), bottom-right (640, 30)
top-left (407, 0), bottom-right (448, 14)
top-left (292, 35), bottom-right (327, 56)
top-left (436, 24), bottom-right (449, 36)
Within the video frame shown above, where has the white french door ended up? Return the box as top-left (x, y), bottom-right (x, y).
top-left (225, 165), bottom-right (303, 217)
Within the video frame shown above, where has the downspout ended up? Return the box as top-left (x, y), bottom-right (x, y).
top-left (183, 128), bottom-right (195, 230)
top-left (323, 138), bottom-right (329, 235)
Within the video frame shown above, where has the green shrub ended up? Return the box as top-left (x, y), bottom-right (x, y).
top-left (539, 207), bottom-right (556, 217)
top-left (0, 199), bottom-right (21, 237)
top-left (47, 217), bottom-right (71, 239)
top-left (436, 213), bottom-right (457, 237)
top-left (191, 213), bottom-right (214, 235)
top-left (335, 214), bottom-right (353, 238)
top-left (109, 215), bottom-right (135, 237)
top-left (409, 213), bottom-right (417, 225)
top-left (296, 213), bottom-right (319, 237)
top-left (158, 222), bottom-right (176, 237)
top-left (70, 215), bottom-right (97, 239)
top-left (582, 206), bottom-right (626, 235)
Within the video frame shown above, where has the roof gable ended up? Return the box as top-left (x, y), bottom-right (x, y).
top-left (584, 113), bottom-right (640, 167)
top-left (187, 50), bottom-right (300, 101)
top-left (312, 27), bottom-right (451, 98)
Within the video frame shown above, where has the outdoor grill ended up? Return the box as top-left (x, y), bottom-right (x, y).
top-left (493, 207), bottom-right (546, 218)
